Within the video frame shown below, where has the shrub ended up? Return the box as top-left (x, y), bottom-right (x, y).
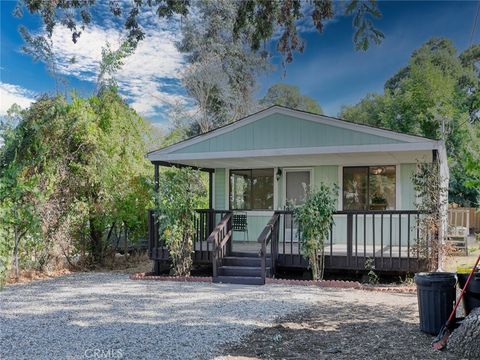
top-left (155, 168), bottom-right (207, 276)
top-left (294, 183), bottom-right (338, 280)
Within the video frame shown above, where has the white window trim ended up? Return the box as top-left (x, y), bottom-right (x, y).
top-left (225, 168), bottom-right (229, 210)
top-left (396, 164), bottom-right (401, 210)
top-left (338, 166), bottom-right (343, 211)
top-left (281, 167), bottom-right (314, 208)
top-left (212, 172), bottom-right (215, 209)
top-left (273, 167), bottom-right (278, 210)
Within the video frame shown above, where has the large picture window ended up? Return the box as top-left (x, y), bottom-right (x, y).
top-left (343, 166), bottom-right (396, 211)
top-left (229, 169), bottom-right (274, 210)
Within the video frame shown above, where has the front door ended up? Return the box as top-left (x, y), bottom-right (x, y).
top-left (285, 170), bottom-right (311, 207)
top-left (284, 169), bottom-right (312, 242)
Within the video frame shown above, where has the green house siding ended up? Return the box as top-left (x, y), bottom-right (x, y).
top-left (234, 214), bottom-right (272, 242)
top-left (172, 114), bottom-right (405, 154)
top-left (214, 168), bottom-right (226, 210)
top-left (212, 163), bottom-right (419, 242)
top-left (400, 164), bottom-right (417, 210)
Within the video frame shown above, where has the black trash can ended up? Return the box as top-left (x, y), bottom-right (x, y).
top-left (414, 272), bottom-right (456, 335)
top-left (457, 271), bottom-right (480, 315)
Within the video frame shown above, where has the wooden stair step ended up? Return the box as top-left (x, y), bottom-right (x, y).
top-left (229, 251), bottom-right (260, 258)
top-left (223, 256), bottom-right (261, 267)
top-left (218, 265), bottom-right (269, 277)
top-left (214, 276), bottom-right (264, 285)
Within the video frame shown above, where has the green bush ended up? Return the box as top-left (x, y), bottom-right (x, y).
top-left (155, 168), bottom-right (207, 276)
top-left (294, 183), bottom-right (338, 280)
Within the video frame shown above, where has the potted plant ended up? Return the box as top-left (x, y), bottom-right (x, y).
top-left (370, 194), bottom-right (387, 210)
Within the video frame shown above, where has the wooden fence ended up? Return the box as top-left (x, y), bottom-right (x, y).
top-left (448, 207), bottom-right (480, 233)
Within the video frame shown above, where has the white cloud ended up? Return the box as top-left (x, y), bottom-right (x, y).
top-left (0, 82), bottom-right (35, 115)
top-left (49, 15), bottom-right (188, 117)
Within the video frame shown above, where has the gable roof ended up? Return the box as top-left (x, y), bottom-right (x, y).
top-left (147, 105), bottom-right (441, 162)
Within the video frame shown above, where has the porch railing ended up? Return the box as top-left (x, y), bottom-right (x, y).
top-left (207, 212), bottom-right (233, 280)
top-left (148, 209), bottom-right (231, 265)
top-left (262, 209), bottom-right (430, 273)
top-left (257, 213), bottom-right (280, 283)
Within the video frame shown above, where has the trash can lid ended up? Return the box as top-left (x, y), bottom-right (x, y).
top-left (415, 272), bottom-right (457, 286)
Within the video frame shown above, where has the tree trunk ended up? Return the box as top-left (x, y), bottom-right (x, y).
top-left (89, 218), bottom-right (104, 265)
top-left (13, 225), bottom-right (20, 280)
top-left (124, 225), bottom-right (128, 268)
top-left (447, 307), bottom-right (480, 358)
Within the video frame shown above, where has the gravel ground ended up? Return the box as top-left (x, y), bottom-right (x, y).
top-left (0, 272), bottom-right (446, 360)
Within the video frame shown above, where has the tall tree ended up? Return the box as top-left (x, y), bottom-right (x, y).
top-left (260, 83), bottom-right (323, 114)
top-left (340, 38), bottom-right (480, 206)
top-left (0, 89), bottom-right (153, 278)
top-left (178, 0), bottom-right (271, 133)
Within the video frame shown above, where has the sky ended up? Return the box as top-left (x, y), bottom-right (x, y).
top-left (1, 0), bottom-right (479, 130)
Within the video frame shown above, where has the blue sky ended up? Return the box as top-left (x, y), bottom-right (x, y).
top-left (1, 1), bottom-right (478, 128)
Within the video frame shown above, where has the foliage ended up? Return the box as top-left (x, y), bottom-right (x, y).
top-left (0, 89), bottom-right (153, 283)
top-left (178, 0), bottom-right (271, 133)
top-left (293, 184), bottom-right (338, 280)
top-left (234, 0), bottom-right (383, 65)
top-left (0, 162), bottom-right (42, 285)
top-left (96, 41), bottom-right (135, 91)
top-left (260, 83), bottom-right (323, 114)
top-left (154, 168), bottom-right (207, 276)
top-left (341, 38), bottom-right (480, 206)
top-left (364, 258), bottom-right (379, 285)
top-left (14, 0), bottom-right (188, 46)
top-left (411, 161), bottom-right (448, 271)
top-left (16, 0), bottom-right (383, 69)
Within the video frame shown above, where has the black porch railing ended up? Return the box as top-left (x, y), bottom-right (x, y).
top-left (148, 209), bottom-right (231, 267)
top-left (207, 212), bottom-right (233, 280)
top-left (257, 213), bottom-right (280, 283)
top-left (149, 208), bottom-right (432, 275)
top-left (265, 210), bottom-right (431, 273)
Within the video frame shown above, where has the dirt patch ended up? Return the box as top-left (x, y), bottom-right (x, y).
top-left (5, 268), bottom-right (71, 285)
top-left (220, 300), bottom-right (457, 359)
top-left (5, 253), bottom-right (151, 286)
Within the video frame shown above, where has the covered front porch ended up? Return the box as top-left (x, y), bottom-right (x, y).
top-left (146, 106), bottom-right (444, 283)
top-left (149, 205), bottom-right (431, 282)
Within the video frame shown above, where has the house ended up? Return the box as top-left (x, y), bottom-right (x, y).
top-left (147, 106), bottom-right (449, 284)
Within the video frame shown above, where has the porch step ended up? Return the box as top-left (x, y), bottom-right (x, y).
top-left (218, 265), bottom-right (270, 277)
top-left (214, 276), bottom-right (264, 285)
top-left (223, 256), bottom-right (261, 267)
top-left (230, 251), bottom-right (261, 258)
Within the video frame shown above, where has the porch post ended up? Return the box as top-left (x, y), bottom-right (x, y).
top-left (346, 213), bottom-right (353, 267)
top-left (209, 170), bottom-right (214, 209)
top-left (152, 162), bottom-right (161, 275)
top-left (154, 163), bottom-right (159, 192)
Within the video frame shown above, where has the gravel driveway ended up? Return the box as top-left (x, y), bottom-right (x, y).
top-left (1, 272), bottom-right (428, 360)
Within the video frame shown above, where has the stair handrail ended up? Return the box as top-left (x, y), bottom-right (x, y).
top-left (257, 213), bottom-right (280, 283)
top-left (207, 212), bottom-right (233, 279)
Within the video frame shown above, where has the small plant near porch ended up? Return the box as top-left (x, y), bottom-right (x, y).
top-left (154, 168), bottom-right (207, 276)
top-left (294, 184), bottom-right (338, 280)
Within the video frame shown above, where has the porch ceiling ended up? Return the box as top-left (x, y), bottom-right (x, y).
top-left (160, 149), bottom-right (433, 169)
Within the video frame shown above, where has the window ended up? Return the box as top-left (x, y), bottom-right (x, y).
top-left (343, 166), bottom-right (396, 210)
top-left (230, 169), bottom-right (274, 210)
